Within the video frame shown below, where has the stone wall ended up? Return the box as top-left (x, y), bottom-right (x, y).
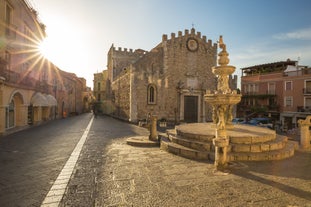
top-left (106, 28), bottom-right (218, 123)
top-left (111, 71), bottom-right (131, 120)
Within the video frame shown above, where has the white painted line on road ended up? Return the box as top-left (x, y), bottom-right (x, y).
top-left (41, 117), bottom-right (94, 207)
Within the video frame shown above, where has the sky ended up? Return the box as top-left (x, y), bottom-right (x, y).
top-left (31, 0), bottom-right (311, 88)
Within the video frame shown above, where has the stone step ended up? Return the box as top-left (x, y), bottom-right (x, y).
top-left (228, 141), bottom-right (298, 161)
top-left (175, 129), bottom-right (215, 143)
top-left (160, 138), bottom-right (211, 161)
top-left (230, 135), bottom-right (288, 153)
top-left (168, 133), bottom-right (213, 152)
top-left (230, 133), bottom-right (276, 144)
top-left (160, 133), bottom-right (299, 162)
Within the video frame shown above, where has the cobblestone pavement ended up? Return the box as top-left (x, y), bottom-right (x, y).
top-left (61, 116), bottom-right (311, 207)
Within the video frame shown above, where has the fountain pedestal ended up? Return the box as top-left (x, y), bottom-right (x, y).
top-left (213, 130), bottom-right (229, 168)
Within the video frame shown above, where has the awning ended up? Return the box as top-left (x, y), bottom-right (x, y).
top-left (30, 93), bottom-right (57, 107)
top-left (31, 93), bottom-right (49, 107)
top-left (45, 94), bottom-right (57, 106)
top-left (284, 65), bottom-right (297, 73)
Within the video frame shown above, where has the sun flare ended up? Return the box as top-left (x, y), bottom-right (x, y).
top-left (38, 39), bottom-right (51, 59)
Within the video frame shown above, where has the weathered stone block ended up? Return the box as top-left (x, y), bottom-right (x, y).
top-left (260, 143), bottom-right (270, 151)
top-left (270, 143), bottom-right (279, 151)
top-left (230, 136), bottom-right (252, 144)
top-left (196, 152), bottom-right (209, 160)
top-left (180, 148), bottom-right (196, 159)
top-left (168, 145), bottom-right (180, 155)
top-left (250, 145), bottom-right (261, 152)
top-left (231, 144), bottom-right (250, 152)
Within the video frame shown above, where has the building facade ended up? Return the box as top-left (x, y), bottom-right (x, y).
top-left (96, 28), bottom-right (238, 124)
top-left (239, 59), bottom-right (311, 131)
top-left (93, 70), bottom-right (109, 114)
top-left (0, 0), bottom-right (91, 134)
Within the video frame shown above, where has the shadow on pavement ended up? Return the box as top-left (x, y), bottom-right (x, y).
top-left (229, 151), bottom-right (311, 201)
top-left (231, 168), bottom-right (311, 201)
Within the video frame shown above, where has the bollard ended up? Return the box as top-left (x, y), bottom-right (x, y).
top-left (149, 115), bottom-right (158, 141)
top-left (298, 116), bottom-right (311, 149)
top-left (300, 125), bottom-right (311, 149)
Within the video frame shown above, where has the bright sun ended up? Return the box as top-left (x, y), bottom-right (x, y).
top-left (38, 38), bottom-right (51, 59)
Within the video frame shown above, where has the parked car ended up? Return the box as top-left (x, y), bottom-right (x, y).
top-left (232, 118), bottom-right (245, 124)
top-left (243, 117), bottom-right (273, 129)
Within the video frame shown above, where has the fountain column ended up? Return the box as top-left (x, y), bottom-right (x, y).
top-left (204, 36), bottom-right (241, 169)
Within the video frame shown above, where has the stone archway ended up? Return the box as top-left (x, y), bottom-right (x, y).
top-left (6, 92), bottom-right (25, 129)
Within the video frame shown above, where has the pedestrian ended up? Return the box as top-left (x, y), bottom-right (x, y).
top-left (93, 104), bottom-right (97, 118)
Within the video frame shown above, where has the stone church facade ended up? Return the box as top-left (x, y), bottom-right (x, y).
top-left (100, 28), bottom-right (237, 124)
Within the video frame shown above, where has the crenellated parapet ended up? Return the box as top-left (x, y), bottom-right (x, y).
top-left (161, 28), bottom-right (217, 50)
top-left (108, 44), bottom-right (147, 81)
top-left (110, 44), bottom-right (147, 56)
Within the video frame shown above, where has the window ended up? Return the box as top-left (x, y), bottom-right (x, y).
top-left (97, 82), bottom-right (101, 91)
top-left (285, 81), bottom-right (292, 91)
top-left (147, 84), bottom-right (156, 104)
top-left (305, 80), bottom-right (311, 94)
top-left (268, 82), bottom-right (276, 94)
top-left (305, 97), bottom-right (311, 108)
top-left (97, 94), bottom-right (101, 102)
top-left (243, 84), bottom-right (247, 93)
top-left (5, 3), bottom-right (12, 36)
top-left (284, 96), bottom-right (293, 107)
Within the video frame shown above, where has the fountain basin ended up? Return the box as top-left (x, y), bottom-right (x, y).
top-left (212, 65), bottom-right (236, 76)
top-left (204, 93), bottom-right (241, 105)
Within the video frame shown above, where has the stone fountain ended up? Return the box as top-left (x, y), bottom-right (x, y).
top-left (204, 35), bottom-right (241, 169)
top-left (160, 36), bottom-right (298, 168)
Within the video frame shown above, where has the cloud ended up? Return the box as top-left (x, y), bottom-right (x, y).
top-left (230, 38), bottom-right (311, 72)
top-left (273, 27), bottom-right (311, 40)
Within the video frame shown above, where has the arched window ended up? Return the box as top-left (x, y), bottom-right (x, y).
top-left (147, 84), bottom-right (156, 104)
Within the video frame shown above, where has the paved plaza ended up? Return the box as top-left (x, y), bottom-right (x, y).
top-left (97, 141), bottom-right (311, 207)
top-left (60, 116), bottom-right (311, 207)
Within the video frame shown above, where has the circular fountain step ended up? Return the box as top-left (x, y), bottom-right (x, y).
top-left (160, 123), bottom-right (296, 162)
top-left (228, 141), bottom-right (298, 161)
top-left (230, 134), bottom-right (288, 153)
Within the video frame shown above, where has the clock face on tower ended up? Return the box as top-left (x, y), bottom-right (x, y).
top-left (187, 38), bottom-right (198, 52)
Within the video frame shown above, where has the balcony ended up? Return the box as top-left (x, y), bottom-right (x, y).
top-left (297, 106), bottom-right (311, 112)
top-left (242, 92), bottom-right (276, 99)
top-left (0, 68), bottom-right (52, 93)
top-left (237, 104), bottom-right (280, 113)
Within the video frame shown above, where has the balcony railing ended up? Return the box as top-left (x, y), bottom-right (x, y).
top-left (267, 90), bottom-right (276, 95)
top-left (237, 104), bottom-right (280, 112)
top-left (0, 68), bottom-right (52, 93)
top-left (297, 106), bottom-right (311, 112)
top-left (242, 93), bottom-right (277, 99)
